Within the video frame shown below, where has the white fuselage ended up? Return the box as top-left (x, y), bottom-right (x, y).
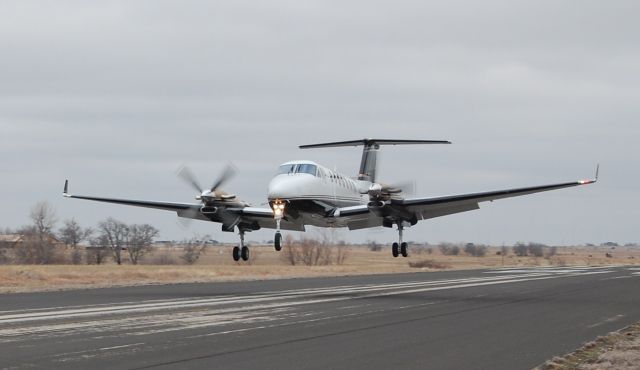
top-left (267, 161), bottom-right (369, 224)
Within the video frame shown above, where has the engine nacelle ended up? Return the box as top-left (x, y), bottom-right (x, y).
top-left (367, 201), bottom-right (385, 208)
top-left (200, 206), bottom-right (218, 214)
top-left (367, 200), bottom-right (387, 217)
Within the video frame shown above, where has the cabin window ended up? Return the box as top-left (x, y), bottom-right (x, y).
top-left (296, 164), bottom-right (317, 176)
top-left (278, 164), bottom-right (296, 174)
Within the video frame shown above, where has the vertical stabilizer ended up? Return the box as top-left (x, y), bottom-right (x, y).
top-left (358, 142), bottom-right (379, 182)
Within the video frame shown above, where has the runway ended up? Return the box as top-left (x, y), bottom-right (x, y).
top-left (1, 266), bottom-right (639, 370)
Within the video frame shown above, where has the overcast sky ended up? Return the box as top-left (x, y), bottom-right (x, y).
top-left (1, 1), bottom-right (638, 245)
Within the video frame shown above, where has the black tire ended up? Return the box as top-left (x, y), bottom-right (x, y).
top-left (274, 232), bottom-right (282, 251)
top-left (241, 246), bottom-right (250, 261)
top-left (392, 242), bottom-right (399, 258)
top-left (401, 242), bottom-right (408, 257)
top-left (232, 246), bottom-right (240, 261)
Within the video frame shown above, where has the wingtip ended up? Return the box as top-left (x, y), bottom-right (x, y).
top-left (578, 164), bottom-right (600, 185)
top-left (63, 180), bottom-right (70, 197)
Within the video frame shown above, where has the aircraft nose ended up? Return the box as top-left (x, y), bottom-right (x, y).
top-left (268, 175), bottom-right (309, 200)
top-left (268, 176), bottom-right (291, 200)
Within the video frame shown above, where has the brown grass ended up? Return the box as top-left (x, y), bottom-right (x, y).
top-left (536, 322), bottom-right (640, 370)
top-left (0, 244), bottom-right (637, 293)
top-left (408, 259), bottom-right (451, 269)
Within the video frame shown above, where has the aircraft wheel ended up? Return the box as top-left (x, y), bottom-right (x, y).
top-left (274, 232), bottom-right (282, 251)
top-left (400, 242), bottom-right (408, 257)
top-left (241, 246), bottom-right (250, 261)
top-left (232, 246), bottom-right (241, 261)
top-left (392, 242), bottom-right (399, 258)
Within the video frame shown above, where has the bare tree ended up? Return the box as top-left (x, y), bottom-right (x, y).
top-left (439, 243), bottom-right (460, 256)
top-left (281, 234), bottom-right (297, 265)
top-left (180, 235), bottom-right (208, 265)
top-left (97, 218), bottom-right (129, 265)
top-left (0, 249), bottom-right (9, 264)
top-left (86, 235), bottom-right (109, 265)
top-left (31, 201), bottom-right (57, 239)
top-left (527, 242), bottom-right (546, 257)
top-left (335, 240), bottom-right (349, 265)
top-left (127, 224), bottom-right (158, 265)
top-left (500, 245), bottom-right (509, 266)
top-left (368, 240), bottom-right (382, 252)
top-left (281, 236), bottom-right (334, 266)
top-left (15, 202), bottom-right (59, 264)
top-left (513, 242), bottom-right (528, 257)
top-left (464, 243), bottom-right (487, 257)
top-left (59, 218), bottom-right (93, 264)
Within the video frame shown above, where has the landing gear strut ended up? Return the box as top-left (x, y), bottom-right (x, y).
top-left (273, 201), bottom-right (285, 252)
top-left (392, 224), bottom-right (409, 258)
top-left (233, 230), bottom-right (250, 262)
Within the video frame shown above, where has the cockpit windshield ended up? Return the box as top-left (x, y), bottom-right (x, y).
top-left (277, 163), bottom-right (317, 176)
top-left (296, 164), bottom-right (317, 176)
top-left (278, 164), bottom-right (296, 175)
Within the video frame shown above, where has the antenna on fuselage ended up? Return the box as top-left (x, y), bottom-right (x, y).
top-left (299, 138), bottom-right (451, 183)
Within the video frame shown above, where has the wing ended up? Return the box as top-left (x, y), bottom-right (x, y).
top-left (63, 180), bottom-right (207, 219)
top-left (63, 180), bottom-right (305, 229)
top-left (402, 178), bottom-right (596, 221)
top-left (333, 167), bottom-right (599, 229)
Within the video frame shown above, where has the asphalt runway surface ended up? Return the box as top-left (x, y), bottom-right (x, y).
top-left (1, 266), bottom-right (640, 370)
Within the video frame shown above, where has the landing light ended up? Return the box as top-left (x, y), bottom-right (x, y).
top-left (272, 202), bottom-right (285, 217)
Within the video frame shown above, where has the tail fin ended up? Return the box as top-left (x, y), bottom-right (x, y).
top-left (299, 139), bottom-right (451, 182)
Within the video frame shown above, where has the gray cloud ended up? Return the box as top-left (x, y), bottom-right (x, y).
top-left (1, 1), bottom-right (638, 245)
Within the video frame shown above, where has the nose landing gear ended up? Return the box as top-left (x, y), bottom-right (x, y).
top-left (274, 230), bottom-right (282, 251)
top-left (272, 201), bottom-right (285, 252)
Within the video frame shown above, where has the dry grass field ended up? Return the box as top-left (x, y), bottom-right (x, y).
top-left (0, 244), bottom-right (638, 293)
top-left (536, 322), bottom-right (640, 370)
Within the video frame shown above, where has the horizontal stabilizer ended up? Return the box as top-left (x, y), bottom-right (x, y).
top-left (299, 138), bottom-right (451, 149)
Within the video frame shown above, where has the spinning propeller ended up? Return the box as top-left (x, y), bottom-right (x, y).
top-left (177, 164), bottom-right (237, 202)
top-left (363, 180), bottom-right (415, 207)
top-left (175, 164), bottom-right (239, 228)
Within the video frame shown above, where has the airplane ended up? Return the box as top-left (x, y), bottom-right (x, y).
top-left (63, 139), bottom-right (599, 261)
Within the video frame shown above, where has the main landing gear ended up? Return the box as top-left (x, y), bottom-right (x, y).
top-left (232, 230), bottom-right (250, 262)
top-left (392, 225), bottom-right (409, 258)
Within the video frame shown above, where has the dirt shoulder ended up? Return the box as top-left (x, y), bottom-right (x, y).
top-left (535, 322), bottom-right (640, 370)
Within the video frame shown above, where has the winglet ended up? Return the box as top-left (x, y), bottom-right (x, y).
top-left (595, 163), bottom-right (600, 181)
top-left (63, 180), bottom-right (70, 197)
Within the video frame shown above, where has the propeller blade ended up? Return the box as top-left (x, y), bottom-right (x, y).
top-left (177, 165), bottom-right (204, 194)
top-left (386, 180), bottom-right (416, 196)
top-left (210, 163), bottom-right (237, 192)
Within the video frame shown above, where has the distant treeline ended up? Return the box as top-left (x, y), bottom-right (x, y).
top-left (0, 201), bottom-right (208, 266)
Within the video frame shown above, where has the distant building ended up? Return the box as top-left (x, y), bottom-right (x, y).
top-left (0, 233), bottom-right (62, 249)
top-left (0, 234), bottom-right (24, 249)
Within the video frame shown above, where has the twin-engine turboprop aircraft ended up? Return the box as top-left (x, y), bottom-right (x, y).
top-left (63, 139), bottom-right (598, 261)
